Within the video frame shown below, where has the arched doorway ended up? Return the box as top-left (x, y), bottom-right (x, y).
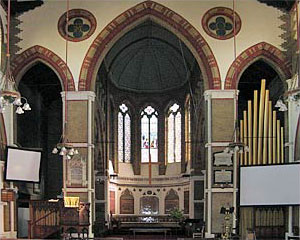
top-left (237, 59), bottom-right (287, 239)
top-left (17, 62), bottom-right (63, 199)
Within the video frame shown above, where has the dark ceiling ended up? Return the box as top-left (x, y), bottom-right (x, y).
top-left (257, 0), bottom-right (296, 11)
top-left (1, 0), bottom-right (296, 15)
top-left (2, 0), bottom-right (43, 14)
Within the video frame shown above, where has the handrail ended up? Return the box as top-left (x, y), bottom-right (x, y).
top-left (28, 201), bottom-right (61, 239)
top-left (31, 208), bottom-right (58, 225)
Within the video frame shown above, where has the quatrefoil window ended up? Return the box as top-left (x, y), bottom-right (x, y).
top-left (202, 7), bottom-right (241, 40)
top-left (58, 9), bottom-right (96, 42)
top-left (208, 17), bottom-right (233, 36)
top-left (68, 18), bottom-right (90, 39)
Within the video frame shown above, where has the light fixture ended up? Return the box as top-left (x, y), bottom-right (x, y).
top-left (224, 142), bottom-right (249, 154)
top-left (0, 0), bottom-right (31, 114)
top-left (274, 91), bottom-right (300, 112)
top-left (52, 136), bottom-right (79, 159)
top-left (52, 0), bottom-right (78, 160)
top-left (275, 99), bottom-right (288, 112)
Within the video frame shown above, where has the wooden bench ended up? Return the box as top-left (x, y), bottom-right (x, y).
top-left (129, 227), bottom-right (171, 239)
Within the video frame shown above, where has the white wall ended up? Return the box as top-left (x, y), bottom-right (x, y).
top-left (17, 0), bottom-right (286, 90)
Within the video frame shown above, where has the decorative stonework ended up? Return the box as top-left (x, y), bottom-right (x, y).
top-left (202, 7), bottom-right (241, 40)
top-left (66, 155), bottom-right (87, 187)
top-left (58, 9), bottom-right (96, 42)
top-left (78, 1), bottom-right (221, 91)
top-left (11, 45), bottom-right (75, 91)
top-left (225, 42), bottom-right (291, 89)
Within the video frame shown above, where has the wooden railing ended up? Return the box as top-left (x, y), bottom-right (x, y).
top-left (28, 200), bottom-right (90, 239)
top-left (28, 200), bottom-right (62, 239)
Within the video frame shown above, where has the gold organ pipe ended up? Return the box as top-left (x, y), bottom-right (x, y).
top-left (272, 111), bottom-right (277, 164)
top-left (277, 120), bottom-right (281, 164)
top-left (248, 101), bottom-right (253, 165)
top-left (268, 101), bottom-right (272, 164)
top-left (263, 90), bottom-right (269, 164)
top-left (240, 120), bottom-right (244, 165)
top-left (281, 127), bottom-right (284, 163)
top-left (243, 111), bottom-right (248, 165)
top-left (253, 90), bottom-right (258, 165)
top-left (257, 79), bottom-right (266, 165)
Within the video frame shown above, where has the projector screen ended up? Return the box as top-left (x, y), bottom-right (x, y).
top-left (5, 146), bottom-right (42, 183)
top-left (240, 163), bottom-right (300, 206)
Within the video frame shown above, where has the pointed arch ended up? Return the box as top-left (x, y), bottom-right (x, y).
top-left (225, 42), bottom-right (291, 89)
top-left (78, 1), bottom-right (221, 91)
top-left (11, 45), bottom-right (75, 91)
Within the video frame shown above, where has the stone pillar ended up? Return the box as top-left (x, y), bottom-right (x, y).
top-left (204, 90), bottom-right (238, 238)
top-left (61, 91), bottom-right (95, 238)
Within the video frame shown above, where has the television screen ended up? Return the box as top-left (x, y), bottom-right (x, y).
top-left (240, 163), bottom-right (300, 206)
top-left (5, 146), bottom-right (42, 183)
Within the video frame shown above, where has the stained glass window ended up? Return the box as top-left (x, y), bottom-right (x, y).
top-left (141, 106), bottom-right (158, 163)
top-left (118, 104), bottom-right (131, 162)
top-left (167, 103), bottom-right (181, 163)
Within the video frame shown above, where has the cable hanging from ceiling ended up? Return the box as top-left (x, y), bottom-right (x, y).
top-left (0, 0), bottom-right (31, 114)
top-left (52, 0), bottom-right (79, 159)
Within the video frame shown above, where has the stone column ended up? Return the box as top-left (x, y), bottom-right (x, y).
top-left (204, 90), bottom-right (238, 238)
top-left (61, 91), bottom-right (95, 238)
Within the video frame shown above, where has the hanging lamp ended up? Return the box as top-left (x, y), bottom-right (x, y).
top-left (52, 0), bottom-right (79, 160)
top-left (0, 0), bottom-right (31, 114)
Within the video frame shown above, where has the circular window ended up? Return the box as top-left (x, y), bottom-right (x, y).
top-left (58, 9), bottom-right (96, 42)
top-left (202, 7), bottom-right (241, 40)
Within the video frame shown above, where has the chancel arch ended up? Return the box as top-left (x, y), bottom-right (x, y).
top-left (94, 15), bottom-right (206, 227)
top-left (78, 0), bottom-right (221, 91)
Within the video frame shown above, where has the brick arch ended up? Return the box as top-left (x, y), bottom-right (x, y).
top-left (78, 1), bottom-right (221, 91)
top-left (11, 45), bottom-right (75, 91)
top-left (225, 42), bottom-right (291, 89)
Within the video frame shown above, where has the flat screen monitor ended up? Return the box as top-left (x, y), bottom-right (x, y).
top-left (5, 146), bottom-right (42, 183)
top-left (240, 163), bottom-right (300, 206)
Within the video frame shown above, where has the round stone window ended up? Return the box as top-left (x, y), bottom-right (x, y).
top-left (202, 7), bottom-right (241, 40)
top-left (58, 9), bottom-right (96, 42)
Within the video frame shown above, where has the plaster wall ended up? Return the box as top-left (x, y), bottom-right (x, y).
top-left (17, 0), bottom-right (285, 90)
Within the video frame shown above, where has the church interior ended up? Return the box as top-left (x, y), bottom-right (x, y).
top-left (0, 0), bottom-right (299, 239)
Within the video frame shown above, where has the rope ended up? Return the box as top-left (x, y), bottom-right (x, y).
top-left (7, 0), bottom-right (10, 57)
top-left (63, 0), bottom-right (70, 142)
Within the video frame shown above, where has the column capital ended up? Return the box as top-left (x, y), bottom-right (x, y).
top-left (61, 91), bottom-right (96, 101)
top-left (204, 89), bottom-right (239, 100)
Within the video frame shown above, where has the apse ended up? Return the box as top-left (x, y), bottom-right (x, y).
top-left (94, 19), bottom-right (205, 224)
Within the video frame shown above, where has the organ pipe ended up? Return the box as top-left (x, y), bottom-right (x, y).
top-left (253, 90), bottom-right (258, 165)
top-left (248, 101), bottom-right (252, 165)
top-left (268, 101), bottom-right (272, 164)
top-left (257, 79), bottom-right (266, 165)
top-left (239, 80), bottom-right (284, 166)
top-left (263, 90), bottom-right (269, 164)
top-left (243, 110), bottom-right (248, 165)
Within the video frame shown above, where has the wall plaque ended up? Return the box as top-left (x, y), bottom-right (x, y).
top-left (213, 152), bottom-right (232, 166)
top-left (214, 170), bottom-right (232, 184)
